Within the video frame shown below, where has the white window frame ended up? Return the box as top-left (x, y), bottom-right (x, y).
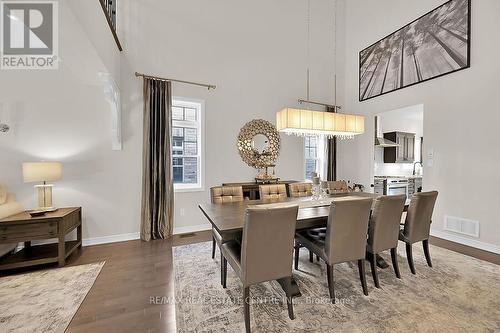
top-left (303, 135), bottom-right (327, 180)
top-left (172, 97), bottom-right (205, 192)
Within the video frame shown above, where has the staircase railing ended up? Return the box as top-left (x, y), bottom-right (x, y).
top-left (99, 0), bottom-right (122, 51)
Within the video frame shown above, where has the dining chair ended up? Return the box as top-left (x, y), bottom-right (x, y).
top-left (220, 205), bottom-right (299, 333)
top-left (259, 184), bottom-right (287, 200)
top-left (366, 194), bottom-right (406, 287)
top-left (289, 182), bottom-right (313, 197)
top-left (327, 180), bottom-right (349, 194)
top-left (295, 198), bottom-right (373, 303)
top-left (210, 186), bottom-right (244, 260)
top-left (399, 191), bottom-right (438, 274)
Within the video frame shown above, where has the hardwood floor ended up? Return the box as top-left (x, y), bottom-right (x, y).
top-left (2, 230), bottom-right (497, 332)
top-left (429, 236), bottom-right (500, 265)
top-left (66, 231), bottom-right (211, 333)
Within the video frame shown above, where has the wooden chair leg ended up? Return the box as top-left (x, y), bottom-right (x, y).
top-left (423, 239), bottom-right (433, 267)
top-left (326, 263), bottom-right (335, 304)
top-left (316, 254), bottom-right (320, 262)
top-left (369, 253), bottom-right (380, 288)
top-left (211, 236), bottom-right (216, 259)
top-left (294, 245), bottom-right (300, 270)
top-left (357, 259), bottom-right (369, 296)
top-left (390, 247), bottom-right (401, 279)
top-left (221, 256), bottom-right (227, 288)
top-left (284, 277), bottom-right (295, 320)
top-left (244, 287), bottom-right (251, 333)
top-left (406, 243), bottom-right (416, 274)
top-left (309, 250), bottom-right (314, 263)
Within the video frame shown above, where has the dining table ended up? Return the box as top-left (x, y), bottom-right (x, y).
top-left (198, 192), bottom-right (409, 298)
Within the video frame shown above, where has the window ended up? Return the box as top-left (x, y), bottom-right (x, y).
top-left (304, 136), bottom-right (327, 180)
top-left (172, 99), bottom-right (204, 191)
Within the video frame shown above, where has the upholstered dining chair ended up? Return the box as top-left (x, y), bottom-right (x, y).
top-left (259, 184), bottom-right (287, 200)
top-left (327, 180), bottom-right (349, 194)
top-left (289, 182), bottom-right (313, 198)
top-left (295, 198), bottom-right (373, 303)
top-left (220, 205), bottom-right (299, 333)
top-left (288, 181), bottom-right (318, 262)
top-left (399, 191), bottom-right (438, 274)
top-left (210, 186), bottom-right (244, 260)
top-left (366, 194), bottom-right (407, 287)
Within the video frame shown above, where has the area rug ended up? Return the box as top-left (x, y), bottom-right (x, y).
top-left (0, 262), bottom-right (104, 333)
top-left (173, 242), bottom-right (500, 332)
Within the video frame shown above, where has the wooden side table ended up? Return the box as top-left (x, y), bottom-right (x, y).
top-left (0, 207), bottom-right (82, 270)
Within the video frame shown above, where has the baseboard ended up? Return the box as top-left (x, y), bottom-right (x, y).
top-left (430, 229), bottom-right (500, 254)
top-left (173, 224), bottom-right (211, 235)
top-left (82, 232), bottom-right (140, 246)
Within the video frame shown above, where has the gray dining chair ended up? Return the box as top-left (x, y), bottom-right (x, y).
top-left (210, 186), bottom-right (244, 261)
top-left (295, 198), bottom-right (373, 303)
top-left (399, 191), bottom-right (438, 274)
top-left (220, 205), bottom-right (299, 333)
top-left (366, 194), bottom-right (407, 287)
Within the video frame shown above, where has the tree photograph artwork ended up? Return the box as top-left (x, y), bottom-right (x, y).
top-left (359, 0), bottom-right (470, 101)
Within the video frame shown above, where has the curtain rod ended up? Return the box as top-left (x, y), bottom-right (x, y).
top-left (135, 72), bottom-right (216, 90)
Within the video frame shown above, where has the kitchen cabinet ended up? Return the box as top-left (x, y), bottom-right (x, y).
top-left (383, 132), bottom-right (415, 163)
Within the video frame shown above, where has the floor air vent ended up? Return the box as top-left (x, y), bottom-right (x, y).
top-left (444, 216), bottom-right (479, 238)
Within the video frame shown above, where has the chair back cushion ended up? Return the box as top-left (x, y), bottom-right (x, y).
top-left (210, 186), bottom-right (244, 204)
top-left (289, 182), bottom-right (312, 198)
top-left (259, 184), bottom-right (287, 200)
top-left (241, 205), bottom-right (298, 286)
top-left (327, 181), bottom-right (348, 194)
top-left (368, 194), bottom-right (406, 253)
top-left (324, 198), bottom-right (372, 264)
top-left (403, 191), bottom-right (438, 243)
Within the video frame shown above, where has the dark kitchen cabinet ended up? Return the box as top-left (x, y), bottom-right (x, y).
top-left (383, 132), bottom-right (415, 163)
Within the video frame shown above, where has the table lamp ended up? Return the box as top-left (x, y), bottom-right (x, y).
top-left (22, 162), bottom-right (62, 211)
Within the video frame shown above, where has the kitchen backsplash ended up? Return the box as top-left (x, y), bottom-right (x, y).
top-left (374, 148), bottom-right (422, 177)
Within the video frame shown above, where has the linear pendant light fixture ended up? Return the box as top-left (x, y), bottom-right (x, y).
top-left (276, 108), bottom-right (365, 139)
top-left (276, 0), bottom-right (364, 139)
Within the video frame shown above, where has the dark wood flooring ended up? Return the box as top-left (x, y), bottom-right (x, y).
top-left (1, 231), bottom-right (497, 332)
top-left (66, 231), bottom-right (212, 333)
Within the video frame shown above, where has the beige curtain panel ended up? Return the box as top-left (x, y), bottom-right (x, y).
top-left (140, 79), bottom-right (174, 241)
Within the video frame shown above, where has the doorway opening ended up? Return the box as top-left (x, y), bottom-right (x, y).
top-left (373, 104), bottom-right (424, 197)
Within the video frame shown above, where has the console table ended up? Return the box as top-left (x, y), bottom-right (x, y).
top-left (0, 207), bottom-right (82, 271)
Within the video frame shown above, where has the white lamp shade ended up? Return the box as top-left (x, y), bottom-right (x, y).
top-left (23, 162), bottom-right (63, 183)
top-left (276, 108), bottom-right (365, 137)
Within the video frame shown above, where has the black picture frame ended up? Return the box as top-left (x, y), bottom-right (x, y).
top-left (359, 0), bottom-right (471, 102)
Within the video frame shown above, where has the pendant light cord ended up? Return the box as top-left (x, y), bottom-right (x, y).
top-left (333, 0), bottom-right (337, 110)
top-left (306, 0), bottom-right (311, 102)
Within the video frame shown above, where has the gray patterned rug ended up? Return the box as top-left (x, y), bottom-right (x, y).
top-left (0, 262), bottom-right (104, 333)
top-left (174, 242), bottom-right (500, 332)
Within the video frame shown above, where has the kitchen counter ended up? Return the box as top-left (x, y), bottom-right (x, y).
top-left (375, 175), bottom-right (422, 179)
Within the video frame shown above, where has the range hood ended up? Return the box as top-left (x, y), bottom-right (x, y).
top-left (374, 116), bottom-right (399, 147)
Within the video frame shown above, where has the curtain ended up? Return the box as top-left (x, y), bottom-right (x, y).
top-left (326, 106), bottom-right (337, 181)
top-left (140, 79), bottom-right (174, 241)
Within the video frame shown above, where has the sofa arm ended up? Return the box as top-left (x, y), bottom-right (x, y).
top-left (0, 196), bottom-right (24, 219)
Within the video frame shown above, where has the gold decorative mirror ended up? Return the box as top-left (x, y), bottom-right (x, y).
top-left (237, 119), bottom-right (280, 169)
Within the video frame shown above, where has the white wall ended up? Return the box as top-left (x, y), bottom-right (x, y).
top-left (0, 1), bottom-right (130, 242)
top-left (337, 0), bottom-right (500, 249)
top-left (120, 0), bottom-right (337, 232)
top-left (0, 0), bottom-right (338, 240)
top-left (374, 104), bottom-right (424, 177)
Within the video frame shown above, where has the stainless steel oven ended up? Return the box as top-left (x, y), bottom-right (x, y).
top-left (385, 178), bottom-right (409, 196)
